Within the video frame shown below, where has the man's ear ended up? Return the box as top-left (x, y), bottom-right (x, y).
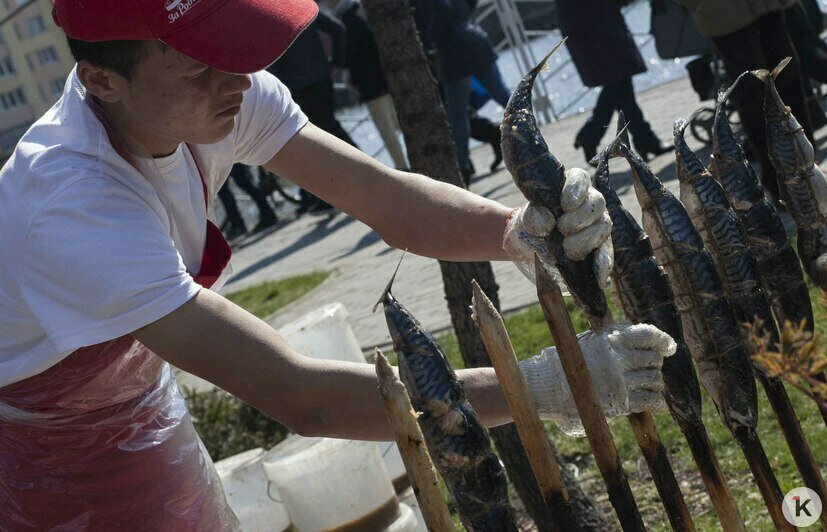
top-left (76, 60), bottom-right (126, 103)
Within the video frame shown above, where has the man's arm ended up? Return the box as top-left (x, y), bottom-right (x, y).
top-left (133, 288), bottom-right (513, 441)
top-left (264, 122), bottom-right (512, 262)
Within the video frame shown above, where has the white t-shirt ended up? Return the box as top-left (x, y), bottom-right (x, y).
top-left (0, 68), bottom-right (307, 387)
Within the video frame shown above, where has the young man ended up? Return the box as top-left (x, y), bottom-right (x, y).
top-left (0, 0), bottom-right (675, 528)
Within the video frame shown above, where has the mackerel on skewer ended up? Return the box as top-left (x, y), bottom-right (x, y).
top-left (675, 119), bottom-right (827, 526)
top-left (593, 126), bottom-right (743, 531)
top-left (613, 142), bottom-right (795, 530)
top-left (708, 80), bottom-right (827, 425)
top-left (501, 41), bottom-right (610, 328)
top-left (754, 58), bottom-right (827, 291)
top-left (503, 45), bottom-right (687, 531)
top-left (376, 267), bottom-right (517, 531)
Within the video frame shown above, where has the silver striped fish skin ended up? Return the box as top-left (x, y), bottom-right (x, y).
top-left (758, 63), bottom-right (827, 290)
top-left (709, 85), bottom-right (814, 333)
top-left (618, 141), bottom-right (757, 433)
top-left (379, 286), bottom-right (516, 531)
top-left (501, 47), bottom-right (608, 323)
top-left (593, 141), bottom-right (703, 423)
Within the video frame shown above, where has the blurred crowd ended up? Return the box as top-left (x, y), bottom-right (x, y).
top-left (218, 0), bottom-right (827, 240)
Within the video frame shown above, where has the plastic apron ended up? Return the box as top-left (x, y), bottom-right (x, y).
top-left (0, 145), bottom-right (239, 531)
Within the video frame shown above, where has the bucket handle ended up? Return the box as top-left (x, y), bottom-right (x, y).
top-left (266, 481), bottom-right (283, 504)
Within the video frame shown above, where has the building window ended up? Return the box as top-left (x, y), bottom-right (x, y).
top-left (0, 87), bottom-right (26, 111)
top-left (49, 77), bottom-right (64, 96)
top-left (0, 56), bottom-right (15, 78)
top-left (25, 15), bottom-right (45, 37)
top-left (35, 46), bottom-right (58, 65)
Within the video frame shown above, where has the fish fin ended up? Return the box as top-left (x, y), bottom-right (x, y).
top-left (673, 117), bottom-right (689, 142)
top-left (616, 111), bottom-right (630, 148)
top-left (591, 121), bottom-right (630, 165)
top-left (750, 68), bottom-right (771, 82)
top-left (772, 57), bottom-right (792, 78)
top-left (528, 39), bottom-right (567, 81)
top-left (373, 250), bottom-right (407, 313)
top-left (720, 70), bottom-right (750, 103)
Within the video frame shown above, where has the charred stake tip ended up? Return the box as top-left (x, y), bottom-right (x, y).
top-left (373, 250), bottom-right (407, 313)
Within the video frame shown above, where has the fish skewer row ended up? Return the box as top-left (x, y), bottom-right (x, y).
top-left (613, 141), bottom-right (797, 530)
top-left (754, 58), bottom-right (827, 291)
top-left (675, 120), bottom-right (827, 527)
top-left (503, 46), bottom-right (692, 531)
top-left (377, 270), bottom-right (517, 531)
top-left (593, 124), bottom-right (744, 532)
top-left (708, 77), bottom-right (827, 427)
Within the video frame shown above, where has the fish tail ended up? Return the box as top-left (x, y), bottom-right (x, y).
top-left (749, 58), bottom-right (789, 84)
top-left (527, 39), bottom-right (567, 82)
top-left (373, 250), bottom-right (407, 313)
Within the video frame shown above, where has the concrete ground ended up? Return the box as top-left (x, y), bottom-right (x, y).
top-left (179, 74), bottom-right (817, 391)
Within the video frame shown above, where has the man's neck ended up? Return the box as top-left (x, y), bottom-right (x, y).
top-left (97, 100), bottom-right (180, 158)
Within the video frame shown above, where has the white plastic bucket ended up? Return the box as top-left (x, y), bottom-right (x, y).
top-left (214, 448), bottom-right (291, 532)
top-left (262, 435), bottom-right (399, 531)
top-left (276, 303), bottom-right (411, 491)
top-left (388, 503), bottom-right (418, 532)
top-left (398, 486), bottom-right (428, 532)
top-left (277, 303), bottom-right (365, 364)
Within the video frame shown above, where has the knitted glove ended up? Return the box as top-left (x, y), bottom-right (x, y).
top-left (519, 323), bottom-right (676, 436)
top-left (503, 167), bottom-right (613, 287)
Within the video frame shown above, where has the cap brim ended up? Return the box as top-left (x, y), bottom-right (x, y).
top-left (162, 0), bottom-right (318, 74)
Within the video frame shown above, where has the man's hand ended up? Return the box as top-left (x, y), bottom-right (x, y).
top-left (503, 167), bottom-right (613, 286)
top-left (518, 323), bottom-right (676, 436)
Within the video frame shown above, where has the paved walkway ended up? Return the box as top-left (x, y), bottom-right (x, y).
top-left (218, 75), bottom-right (709, 357)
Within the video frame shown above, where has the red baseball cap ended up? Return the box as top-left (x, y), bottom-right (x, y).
top-left (52, 0), bottom-right (318, 74)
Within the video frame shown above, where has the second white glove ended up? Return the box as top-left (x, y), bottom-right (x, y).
top-left (518, 323), bottom-right (676, 436)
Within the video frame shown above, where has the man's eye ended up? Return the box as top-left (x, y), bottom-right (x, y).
top-left (191, 68), bottom-right (210, 79)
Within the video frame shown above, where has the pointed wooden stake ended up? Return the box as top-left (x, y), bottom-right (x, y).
top-left (534, 256), bottom-right (645, 531)
top-left (375, 349), bottom-right (454, 532)
top-left (471, 280), bottom-right (574, 531)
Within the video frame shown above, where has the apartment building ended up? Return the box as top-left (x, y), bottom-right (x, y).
top-left (0, 0), bottom-right (73, 157)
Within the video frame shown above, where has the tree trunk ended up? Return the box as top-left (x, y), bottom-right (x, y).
top-left (360, 1), bottom-right (607, 529)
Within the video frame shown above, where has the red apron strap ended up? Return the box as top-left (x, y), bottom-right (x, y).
top-left (184, 144), bottom-right (231, 289)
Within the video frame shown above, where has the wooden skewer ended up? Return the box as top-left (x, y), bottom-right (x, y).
top-left (374, 349), bottom-right (455, 532)
top-left (534, 255), bottom-right (645, 532)
top-left (470, 280), bottom-right (573, 531)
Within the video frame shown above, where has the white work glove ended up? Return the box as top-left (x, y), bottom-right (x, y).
top-left (503, 167), bottom-right (613, 287)
top-left (518, 323), bottom-right (676, 436)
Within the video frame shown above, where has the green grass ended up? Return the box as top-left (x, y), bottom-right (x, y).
top-left (433, 286), bottom-right (827, 531)
top-left (224, 271), bottom-right (329, 319)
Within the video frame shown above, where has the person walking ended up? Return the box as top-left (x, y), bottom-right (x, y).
top-left (330, 0), bottom-right (409, 170)
top-left (267, 10), bottom-right (355, 212)
top-left (559, 0), bottom-right (672, 165)
top-left (675, 0), bottom-right (814, 200)
top-left (0, 0), bottom-right (676, 528)
top-left (217, 163), bottom-right (279, 239)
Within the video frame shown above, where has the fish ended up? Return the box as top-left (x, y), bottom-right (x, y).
top-left (501, 42), bottom-right (610, 327)
top-left (595, 128), bottom-right (746, 531)
top-left (675, 119), bottom-right (827, 519)
top-left (708, 76), bottom-right (815, 335)
top-left (376, 265), bottom-right (517, 531)
top-left (593, 127), bottom-right (703, 426)
top-left (613, 137), bottom-right (757, 435)
top-left (753, 58), bottom-right (827, 291)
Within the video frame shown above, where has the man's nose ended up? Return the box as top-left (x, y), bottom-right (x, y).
top-left (220, 73), bottom-right (252, 95)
